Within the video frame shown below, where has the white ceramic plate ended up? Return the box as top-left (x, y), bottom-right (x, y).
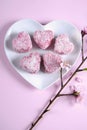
top-left (4, 19), bottom-right (81, 89)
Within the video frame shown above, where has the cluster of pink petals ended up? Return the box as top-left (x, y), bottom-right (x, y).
top-left (83, 27), bottom-right (87, 34)
top-left (60, 61), bottom-right (71, 71)
top-left (81, 27), bottom-right (87, 37)
top-left (70, 77), bottom-right (86, 103)
top-left (75, 77), bottom-right (82, 83)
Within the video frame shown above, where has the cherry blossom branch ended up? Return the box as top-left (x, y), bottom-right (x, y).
top-left (29, 58), bottom-right (87, 130)
top-left (28, 29), bottom-right (87, 130)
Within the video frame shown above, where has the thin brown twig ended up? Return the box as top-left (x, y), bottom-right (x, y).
top-left (59, 93), bottom-right (74, 96)
top-left (77, 69), bottom-right (84, 72)
top-left (60, 67), bottom-right (63, 88)
top-left (81, 34), bottom-right (84, 61)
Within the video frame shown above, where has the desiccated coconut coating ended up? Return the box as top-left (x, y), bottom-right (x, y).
top-left (12, 32), bottom-right (32, 53)
top-left (54, 34), bottom-right (74, 54)
top-left (20, 52), bottom-right (41, 73)
top-left (33, 30), bottom-right (54, 49)
top-left (43, 52), bottom-right (62, 73)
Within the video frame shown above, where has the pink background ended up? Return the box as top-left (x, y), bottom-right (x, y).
top-left (0, 0), bottom-right (87, 130)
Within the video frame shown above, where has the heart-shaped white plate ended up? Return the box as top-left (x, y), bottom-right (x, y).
top-left (4, 19), bottom-right (81, 89)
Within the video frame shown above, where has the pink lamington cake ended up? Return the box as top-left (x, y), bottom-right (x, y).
top-left (54, 34), bottom-right (74, 54)
top-left (43, 52), bottom-right (62, 73)
top-left (33, 30), bottom-right (54, 49)
top-left (20, 52), bottom-right (41, 73)
top-left (12, 32), bottom-right (32, 53)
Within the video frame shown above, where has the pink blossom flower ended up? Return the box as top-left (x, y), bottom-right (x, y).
top-left (70, 84), bottom-right (86, 103)
top-left (60, 61), bottom-right (71, 71)
top-left (75, 77), bottom-right (82, 83)
top-left (83, 27), bottom-right (87, 34)
top-left (81, 27), bottom-right (87, 37)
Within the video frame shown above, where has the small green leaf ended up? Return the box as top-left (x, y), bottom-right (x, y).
top-left (83, 68), bottom-right (87, 71)
top-left (78, 68), bottom-right (87, 72)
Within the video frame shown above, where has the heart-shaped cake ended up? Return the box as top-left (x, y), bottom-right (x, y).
top-left (4, 19), bottom-right (82, 89)
top-left (20, 52), bottom-right (41, 73)
top-left (54, 34), bottom-right (74, 54)
top-left (43, 51), bottom-right (62, 73)
top-left (33, 30), bottom-right (54, 49)
top-left (12, 32), bottom-right (32, 53)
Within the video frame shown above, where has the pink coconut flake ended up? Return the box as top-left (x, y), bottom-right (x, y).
top-left (33, 30), bottom-right (54, 49)
top-left (54, 34), bottom-right (74, 55)
top-left (12, 32), bottom-right (32, 53)
top-left (43, 51), bottom-right (62, 73)
top-left (20, 52), bottom-right (41, 73)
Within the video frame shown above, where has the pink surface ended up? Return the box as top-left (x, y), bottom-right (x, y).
top-left (0, 0), bottom-right (87, 130)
